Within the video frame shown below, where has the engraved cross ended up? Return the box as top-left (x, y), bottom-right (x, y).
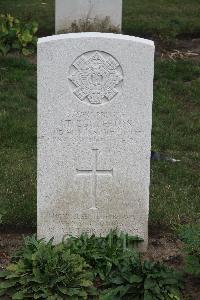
top-left (76, 149), bottom-right (113, 210)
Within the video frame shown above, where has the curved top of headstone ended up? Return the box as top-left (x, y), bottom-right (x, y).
top-left (38, 32), bottom-right (154, 47)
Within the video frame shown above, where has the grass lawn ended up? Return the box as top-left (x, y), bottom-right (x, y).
top-left (123, 0), bottom-right (200, 40)
top-left (0, 0), bottom-right (199, 40)
top-left (151, 59), bottom-right (200, 227)
top-left (0, 58), bottom-right (36, 227)
top-left (0, 56), bottom-right (199, 228)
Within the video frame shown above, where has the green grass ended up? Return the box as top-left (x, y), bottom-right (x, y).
top-left (0, 0), bottom-right (200, 41)
top-left (0, 56), bottom-right (199, 228)
top-left (123, 0), bottom-right (200, 41)
top-left (150, 59), bottom-right (200, 226)
top-left (0, 57), bottom-right (36, 227)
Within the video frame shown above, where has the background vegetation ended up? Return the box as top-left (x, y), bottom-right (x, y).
top-left (0, 0), bottom-right (200, 41)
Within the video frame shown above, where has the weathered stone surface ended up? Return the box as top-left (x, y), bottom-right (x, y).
top-left (55, 0), bottom-right (122, 33)
top-left (37, 33), bottom-right (154, 249)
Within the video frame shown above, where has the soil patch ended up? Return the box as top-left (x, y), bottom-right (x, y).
top-left (155, 38), bottom-right (200, 61)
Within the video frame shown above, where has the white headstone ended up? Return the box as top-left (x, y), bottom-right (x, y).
top-left (55, 0), bottom-right (122, 33)
top-left (37, 33), bottom-right (154, 249)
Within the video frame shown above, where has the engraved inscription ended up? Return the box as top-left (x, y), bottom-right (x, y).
top-left (69, 51), bottom-right (123, 105)
top-left (76, 149), bottom-right (113, 210)
top-left (54, 111), bottom-right (143, 143)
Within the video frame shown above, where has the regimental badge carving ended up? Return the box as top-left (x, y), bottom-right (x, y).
top-left (68, 51), bottom-right (123, 105)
